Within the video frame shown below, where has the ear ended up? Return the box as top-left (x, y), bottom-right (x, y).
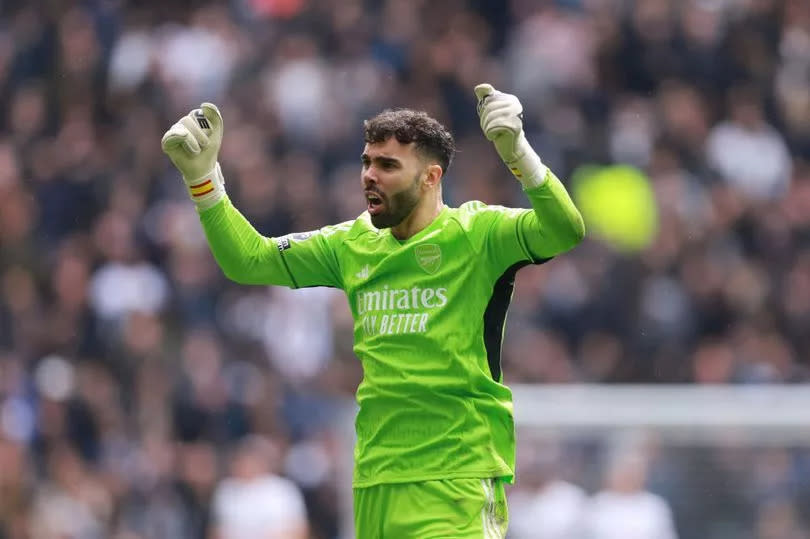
top-left (423, 163), bottom-right (443, 189)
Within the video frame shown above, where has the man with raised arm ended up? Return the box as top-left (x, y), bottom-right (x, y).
top-left (162, 84), bottom-right (585, 538)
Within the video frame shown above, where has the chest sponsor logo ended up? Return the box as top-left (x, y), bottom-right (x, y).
top-left (356, 285), bottom-right (448, 336)
top-left (415, 244), bottom-right (441, 274)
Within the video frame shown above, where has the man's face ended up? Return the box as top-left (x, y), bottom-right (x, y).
top-left (361, 138), bottom-right (425, 229)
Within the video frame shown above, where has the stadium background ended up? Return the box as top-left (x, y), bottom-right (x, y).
top-left (0, 0), bottom-right (809, 537)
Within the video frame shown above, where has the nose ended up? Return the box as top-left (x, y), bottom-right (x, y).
top-left (362, 167), bottom-right (377, 188)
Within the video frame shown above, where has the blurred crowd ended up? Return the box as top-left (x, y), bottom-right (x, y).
top-left (0, 0), bottom-right (808, 537)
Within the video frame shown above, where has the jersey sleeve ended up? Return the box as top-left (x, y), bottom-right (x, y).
top-left (199, 196), bottom-right (346, 289)
top-left (486, 205), bottom-right (545, 270)
top-left (274, 223), bottom-right (348, 289)
top-left (465, 169), bottom-right (585, 274)
top-left (519, 169), bottom-right (585, 259)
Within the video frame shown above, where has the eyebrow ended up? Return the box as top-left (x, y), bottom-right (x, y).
top-left (360, 153), bottom-right (402, 167)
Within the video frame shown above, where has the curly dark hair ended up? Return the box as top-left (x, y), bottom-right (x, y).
top-left (363, 109), bottom-right (456, 173)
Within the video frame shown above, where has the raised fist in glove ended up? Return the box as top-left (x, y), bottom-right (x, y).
top-left (474, 84), bottom-right (547, 188)
top-left (161, 103), bottom-right (226, 210)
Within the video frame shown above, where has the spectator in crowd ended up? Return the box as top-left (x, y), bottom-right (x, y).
top-left (211, 435), bottom-right (309, 539)
top-left (706, 84), bottom-right (792, 200)
top-left (583, 442), bottom-right (678, 539)
top-left (508, 438), bottom-right (587, 539)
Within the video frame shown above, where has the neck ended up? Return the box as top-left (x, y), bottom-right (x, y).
top-left (391, 190), bottom-right (443, 240)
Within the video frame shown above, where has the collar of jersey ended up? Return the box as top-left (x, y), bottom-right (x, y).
top-left (385, 205), bottom-right (449, 246)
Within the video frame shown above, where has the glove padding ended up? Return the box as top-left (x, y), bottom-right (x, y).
top-left (475, 84), bottom-right (547, 188)
top-left (161, 103), bottom-right (226, 210)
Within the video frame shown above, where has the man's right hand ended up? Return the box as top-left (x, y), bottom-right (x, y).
top-left (161, 103), bottom-right (226, 210)
top-left (474, 84), bottom-right (547, 188)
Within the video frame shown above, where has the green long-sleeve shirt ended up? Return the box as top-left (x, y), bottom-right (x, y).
top-left (200, 170), bottom-right (584, 486)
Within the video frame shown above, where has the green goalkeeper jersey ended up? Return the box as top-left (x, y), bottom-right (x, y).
top-left (199, 170), bottom-right (584, 487)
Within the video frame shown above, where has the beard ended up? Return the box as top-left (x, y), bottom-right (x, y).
top-left (369, 173), bottom-right (421, 229)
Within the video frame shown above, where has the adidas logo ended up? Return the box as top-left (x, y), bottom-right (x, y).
top-left (355, 264), bottom-right (370, 280)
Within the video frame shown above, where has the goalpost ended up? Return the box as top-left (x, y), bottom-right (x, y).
top-left (511, 384), bottom-right (810, 443)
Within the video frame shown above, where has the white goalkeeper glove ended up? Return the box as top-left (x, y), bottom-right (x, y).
top-left (474, 83), bottom-right (547, 188)
top-left (161, 103), bottom-right (226, 210)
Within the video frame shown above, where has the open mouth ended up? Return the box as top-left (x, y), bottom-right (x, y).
top-left (365, 191), bottom-right (385, 215)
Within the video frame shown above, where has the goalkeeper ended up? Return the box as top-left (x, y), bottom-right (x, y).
top-left (162, 84), bottom-right (584, 538)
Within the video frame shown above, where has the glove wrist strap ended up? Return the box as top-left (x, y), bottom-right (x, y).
top-left (185, 163), bottom-right (226, 211)
top-left (504, 134), bottom-right (548, 189)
